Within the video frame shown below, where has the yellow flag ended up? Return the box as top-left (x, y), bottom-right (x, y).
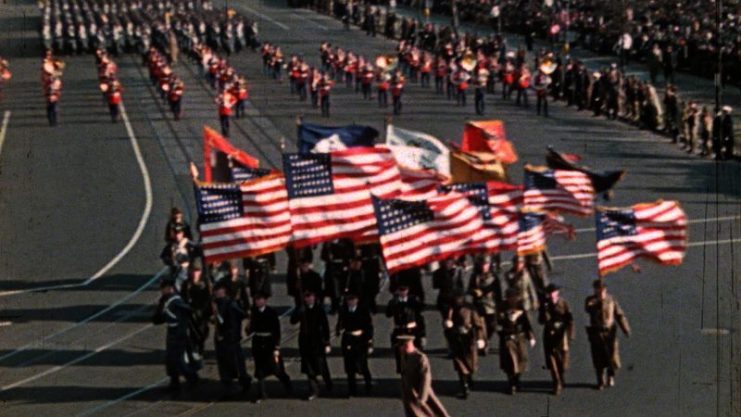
top-left (450, 150), bottom-right (508, 183)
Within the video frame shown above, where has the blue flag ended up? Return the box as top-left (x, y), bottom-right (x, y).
top-left (298, 122), bottom-right (378, 154)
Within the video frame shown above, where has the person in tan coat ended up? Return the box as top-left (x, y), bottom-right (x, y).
top-left (585, 279), bottom-right (631, 390)
top-left (497, 294), bottom-right (536, 394)
top-left (538, 284), bottom-right (574, 395)
top-left (399, 335), bottom-right (450, 417)
top-left (444, 291), bottom-right (487, 399)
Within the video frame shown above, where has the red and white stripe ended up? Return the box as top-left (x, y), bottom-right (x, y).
top-left (399, 166), bottom-right (445, 200)
top-left (470, 182), bottom-right (523, 253)
top-left (524, 169), bottom-right (594, 216)
top-left (516, 218), bottom-right (546, 256)
top-left (543, 212), bottom-right (576, 240)
top-left (597, 200), bottom-right (687, 276)
top-left (200, 175), bottom-right (291, 263)
top-left (379, 192), bottom-right (484, 274)
top-left (289, 147), bottom-right (402, 247)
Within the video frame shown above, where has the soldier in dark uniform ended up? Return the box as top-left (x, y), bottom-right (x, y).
top-left (153, 279), bottom-right (199, 393)
top-left (223, 261), bottom-right (250, 312)
top-left (432, 257), bottom-right (465, 319)
top-left (497, 294), bottom-right (536, 395)
top-left (246, 291), bottom-right (293, 402)
top-left (286, 246), bottom-right (313, 306)
top-left (336, 293), bottom-right (374, 396)
top-left (181, 260), bottom-right (211, 356)
top-left (290, 290), bottom-right (333, 400)
top-left (538, 284), bottom-right (574, 395)
top-left (468, 255), bottom-right (502, 353)
top-left (244, 255), bottom-right (272, 300)
top-left (585, 279), bottom-right (631, 390)
top-left (444, 291), bottom-right (486, 399)
top-left (386, 284), bottom-right (426, 373)
top-left (389, 266), bottom-right (425, 306)
top-left (212, 283), bottom-right (252, 393)
top-left (344, 255), bottom-right (365, 300)
top-left (297, 257), bottom-right (323, 301)
top-left (321, 238), bottom-right (355, 314)
top-left (164, 207), bottom-right (193, 243)
top-left (359, 244), bottom-right (382, 313)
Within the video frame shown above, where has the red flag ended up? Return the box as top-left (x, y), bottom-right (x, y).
top-left (203, 126), bottom-right (260, 182)
top-left (460, 120), bottom-right (518, 164)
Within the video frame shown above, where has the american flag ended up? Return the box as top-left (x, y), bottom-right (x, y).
top-left (284, 147), bottom-right (402, 248)
top-left (543, 212), bottom-right (576, 240)
top-left (517, 211), bottom-right (547, 256)
top-left (230, 164), bottom-right (272, 183)
top-left (441, 181), bottom-right (522, 253)
top-left (596, 200), bottom-right (687, 276)
top-left (372, 192), bottom-right (484, 274)
top-left (523, 165), bottom-right (594, 216)
top-left (195, 175), bottom-right (292, 263)
top-left (399, 166), bottom-right (446, 200)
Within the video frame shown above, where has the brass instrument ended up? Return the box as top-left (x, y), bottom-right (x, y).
top-left (460, 52), bottom-right (476, 72)
top-left (538, 57), bottom-right (557, 75)
top-left (374, 54), bottom-right (398, 74)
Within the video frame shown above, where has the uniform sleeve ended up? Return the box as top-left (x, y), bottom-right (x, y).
top-left (417, 354), bottom-right (432, 403)
top-left (472, 309), bottom-right (487, 341)
top-left (271, 310), bottom-right (282, 347)
top-left (614, 299), bottom-right (631, 336)
top-left (564, 301), bottom-right (575, 340)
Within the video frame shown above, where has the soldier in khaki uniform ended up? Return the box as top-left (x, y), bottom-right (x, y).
top-left (398, 335), bottom-right (451, 417)
top-left (538, 284), bottom-right (574, 395)
top-left (585, 279), bottom-right (631, 390)
top-left (444, 291), bottom-right (486, 399)
top-left (497, 294), bottom-right (536, 395)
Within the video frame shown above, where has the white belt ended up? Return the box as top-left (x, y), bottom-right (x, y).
top-left (347, 330), bottom-right (363, 337)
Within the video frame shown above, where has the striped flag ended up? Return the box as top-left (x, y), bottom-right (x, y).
top-left (596, 200), bottom-right (687, 276)
top-left (195, 175), bottom-right (291, 263)
top-left (399, 166), bottom-right (446, 200)
top-left (543, 212), bottom-right (576, 240)
top-left (284, 147), bottom-right (402, 248)
top-left (230, 164), bottom-right (273, 183)
top-left (517, 211), bottom-right (547, 256)
top-left (523, 165), bottom-right (594, 216)
top-left (441, 181), bottom-right (522, 253)
top-left (372, 192), bottom-right (484, 274)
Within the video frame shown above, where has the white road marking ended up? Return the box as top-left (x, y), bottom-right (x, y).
top-left (0, 102), bottom-right (153, 297)
top-left (0, 110), bottom-right (10, 156)
top-left (0, 321), bottom-right (12, 327)
top-left (75, 378), bottom-right (169, 417)
top-left (550, 238), bottom-right (741, 261)
top-left (0, 268), bottom-right (166, 363)
top-left (243, 5), bottom-right (290, 30)
top-left (0, 324), bottom-right (154, 392)
top-left (292, 11), bottom-right (329, 30)
top-left (574, 215), bottom-right (739, 234)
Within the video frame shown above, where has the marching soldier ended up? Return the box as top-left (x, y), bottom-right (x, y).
top-left (344, 255), bottom-right (365, 301)
top-left (391, 70), bottom-right (405, 116)
top-left (534, 67), bottom-right (552, 117)
top-left (321, 238), bottom-right (355, 314)
top-left (318, 73), bottom-right (333, 117)
top-left (432, 257), bottom-right (465, 319)
top-left (212, 283), bottom-right (252, 394)
top-left (216, 89), bottom-right (236, 136)
top-left (398, 334), bottom-right (451, 417)
top-left (290, 290), bottom-right (333, 400)
top-left (244, 255), bottom-right (272, 300)
top-left (444, 291), bottom-right (486, 399)
top-left (468, 255), bottom-right (502, 353)
top-left (386, 284), bottom-right (426, 373)
top-left (107, 80), bottom-right (123, 123)
top-left (246, 291), bottom-right (293, 401)
top-left (498, 294), bottom-right (536, 395)
top-left (585, 279), bottom-right (631, 389)
top-left (182, 261), bottom-right (211, 356)
top-left (359, 243), bottom-right (382, 313)
top-left (152, 279), bottom-right (200, 393)
top-left (538, 284), bottom-right (574, 395)
top-left (45, 76), bottom-right (62, 126)
top-left (336, 293), bottom-right (374, 396)
top-left (297, 256), bottom-right (323, 304)
top-left (168, 79), bottom-right (184, 120)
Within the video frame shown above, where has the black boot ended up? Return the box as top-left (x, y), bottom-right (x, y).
top-left (256, 379), bottom-right (267, 403)
top-left (307, 379), bottom-right (319, 401)
top-left (347, 376), bottom-right (357, 397)
top-left (457, 375), bottom-right (469, 399)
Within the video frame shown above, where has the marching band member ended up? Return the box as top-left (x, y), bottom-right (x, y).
top-left (45, 76), bottom-right (62, 126)
top-left (391, 70), bottom-right (405, 116)
top-left (107, 80), bottom-right (123, 123)
top-left (216, 89), bottom-right (237, 136)
top-left (515, 63), bottom-right (531, 108)
top-left (168, 79), bottom-right (185, 120)
top-left (319, 73), bottom-right (334, 117)
top-left (475, 66), bottom-right (489, 115)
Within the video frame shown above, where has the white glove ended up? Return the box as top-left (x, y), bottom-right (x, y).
top-left (444, 319), bottom-right (454, 329)
top-left (476, 339), bottom-right (486, 350)
top-left (367, 346), bottom-right (374, 355)
top-left (324, 345), bottom-right (331, 354)
top-left (420, 337), bottom-right (427, 349)
top-left (273, 350), bottom-right (280, 357)
top-left (529, 338), bottom-right (536, 348)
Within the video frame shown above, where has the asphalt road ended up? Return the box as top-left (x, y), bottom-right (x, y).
top-left (0, 1), bottom-right (739, 416)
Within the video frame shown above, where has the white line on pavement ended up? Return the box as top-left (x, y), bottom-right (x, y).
top-left (0, 110), bottom-right (11, 156)
top-left (292, 11), bottom-right (329, 30)
top-left (0, 324), bottom-right (154, 392)
top-left (243, 5), bottom-right (290, 30)
top-left (574, 215), bottom-right (739, 234)
top-left (75, 377), bottom-right (169, 417)
top-left (0, 103), bottom-right (153, 297)
top-left (0, 267), bottom-right (166, 363)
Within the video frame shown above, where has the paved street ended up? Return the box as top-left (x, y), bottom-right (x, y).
top-left (0, 1), bottom-right (739, 416)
